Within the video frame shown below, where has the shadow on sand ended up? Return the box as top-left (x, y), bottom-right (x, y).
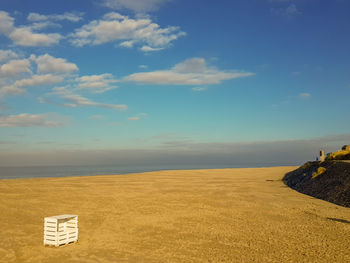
top-left (326, 217), bottom-right (350, 224)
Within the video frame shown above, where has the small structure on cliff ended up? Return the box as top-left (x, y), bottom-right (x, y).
top-left (321, 145), bottom-right (350, 161)
top-left (319, 150), bottom-right (325, 162)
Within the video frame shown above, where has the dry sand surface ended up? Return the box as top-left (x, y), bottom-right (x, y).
top-left (0, 167), bottom-right (350, 263)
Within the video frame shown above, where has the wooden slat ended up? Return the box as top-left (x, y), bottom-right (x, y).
top-left (44, 229), bottom-right (56, 232)
top-left (44, 239), bottom-right (56, 243)
top-left (44, 224), bottom-right (56, 227)
top-left (44, 234), bottom-right (56, 238)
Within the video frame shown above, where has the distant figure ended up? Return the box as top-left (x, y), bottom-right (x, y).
top-left (320, 150), bottom-right (325, 162)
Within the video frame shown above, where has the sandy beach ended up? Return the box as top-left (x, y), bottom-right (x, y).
top-left (0, 167), bottom-right (349, 263)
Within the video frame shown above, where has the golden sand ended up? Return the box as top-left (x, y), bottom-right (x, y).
top-left (0, 167), bottom-right (349, 262)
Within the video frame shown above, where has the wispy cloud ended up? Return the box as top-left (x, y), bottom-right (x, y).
top-left (272, 92), bottom-right (311, 108)
top-left (27, 21), bottom-right (62, 31)
top-left (103, 0), bottom-right (170, 13)
top-left (299, 92), bottom-right (311, 99)
top-left (128, 112), bottom-right (147, 121)
top-left (0, 102), bottom-right (10, 111)
top-left (89, 115), bottom-right (105, 120)
top-left (270, 4), bottom-right (302, 17)
top-left (269, 0), bottom-right (292, 2)
top-left (128, 116), bottom-right (140, 121)
top-left (70, 12), bottom-right (185, 52)
top-left (76, 73), bottom-right (118, 93)
top-left (27, 12), bottom-right (84, 22)
top-left (42, 86), bottom-right (127, 110)
top-left (4, 133), bottom-right (350, 167)
top-left (1, 74), bottom-right (63, 96)
top-left (192, 87), bottom-right (208, 92)
top-left (124, 58), bottom-right (254, 85)
top-left (0, 140), bottom-right (16, 144)
top-left (0, 113), bottom-right (64, 127)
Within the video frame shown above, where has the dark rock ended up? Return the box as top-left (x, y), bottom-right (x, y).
top-left (283, 161), bottom-right (350, 207)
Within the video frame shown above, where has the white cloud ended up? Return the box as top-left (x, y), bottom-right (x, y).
top-left (124, 58), bottom-right (254, 85)
top-left (70, 12), bottom-right (185, 51)
top-left (0, 11), bottom-right (62, 47)
top-left (9, 27), bottom-right (61, 47)
top-left (45, 87), bottom-right (127, 109)
top-left (0, 50), bottom-right (18, 62)
top-left (0, 85), bottom-right (25, 96)
top-left (140, 45), bottom-right (164, 52)
top-left (0, 59), bottom-right (31, 77)
top-left (0, 53), bottom-right (80, 97)
top-left (0, 113), bottom-right (63, 127)
top-left (27, 12), bottom-right (84, 22)
top-left (103, 0), bottom-right (169, 13)
top-left (76, 73), bottom-right (118, 93)
top-left (31, 54), bottom-right (78, 74)
top-left (120, 40), bottom-right (135, 48)
top-left (138, 64), bottom-right (148, 69)
top-left (0, 11), bottom-right (14, 35)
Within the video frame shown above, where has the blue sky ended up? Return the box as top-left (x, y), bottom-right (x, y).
top-left (0, 0), bottom-right (349, 167)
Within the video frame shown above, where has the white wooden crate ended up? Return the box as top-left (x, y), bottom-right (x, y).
top-left (44, 214), bottom-right (78, 246)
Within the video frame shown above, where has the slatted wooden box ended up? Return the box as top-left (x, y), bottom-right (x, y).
top-left (44, 214), bottom-right (78, 246)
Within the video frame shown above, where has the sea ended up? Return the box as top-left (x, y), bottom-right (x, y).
top-left (0, 164), bottom-right (253, 180)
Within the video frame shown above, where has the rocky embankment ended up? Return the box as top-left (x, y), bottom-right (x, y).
top-left (283, 160), bottom-right (350, 207)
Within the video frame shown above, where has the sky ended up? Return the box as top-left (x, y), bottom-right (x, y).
top-left (0, 0), bottom-right (350, 167)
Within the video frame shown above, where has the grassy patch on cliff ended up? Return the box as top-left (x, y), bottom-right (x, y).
top-left (326, 150), bottom-right (350, 161)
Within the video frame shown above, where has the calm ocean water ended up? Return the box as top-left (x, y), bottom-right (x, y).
top-left (0, 164), bottom-right (249, 180)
